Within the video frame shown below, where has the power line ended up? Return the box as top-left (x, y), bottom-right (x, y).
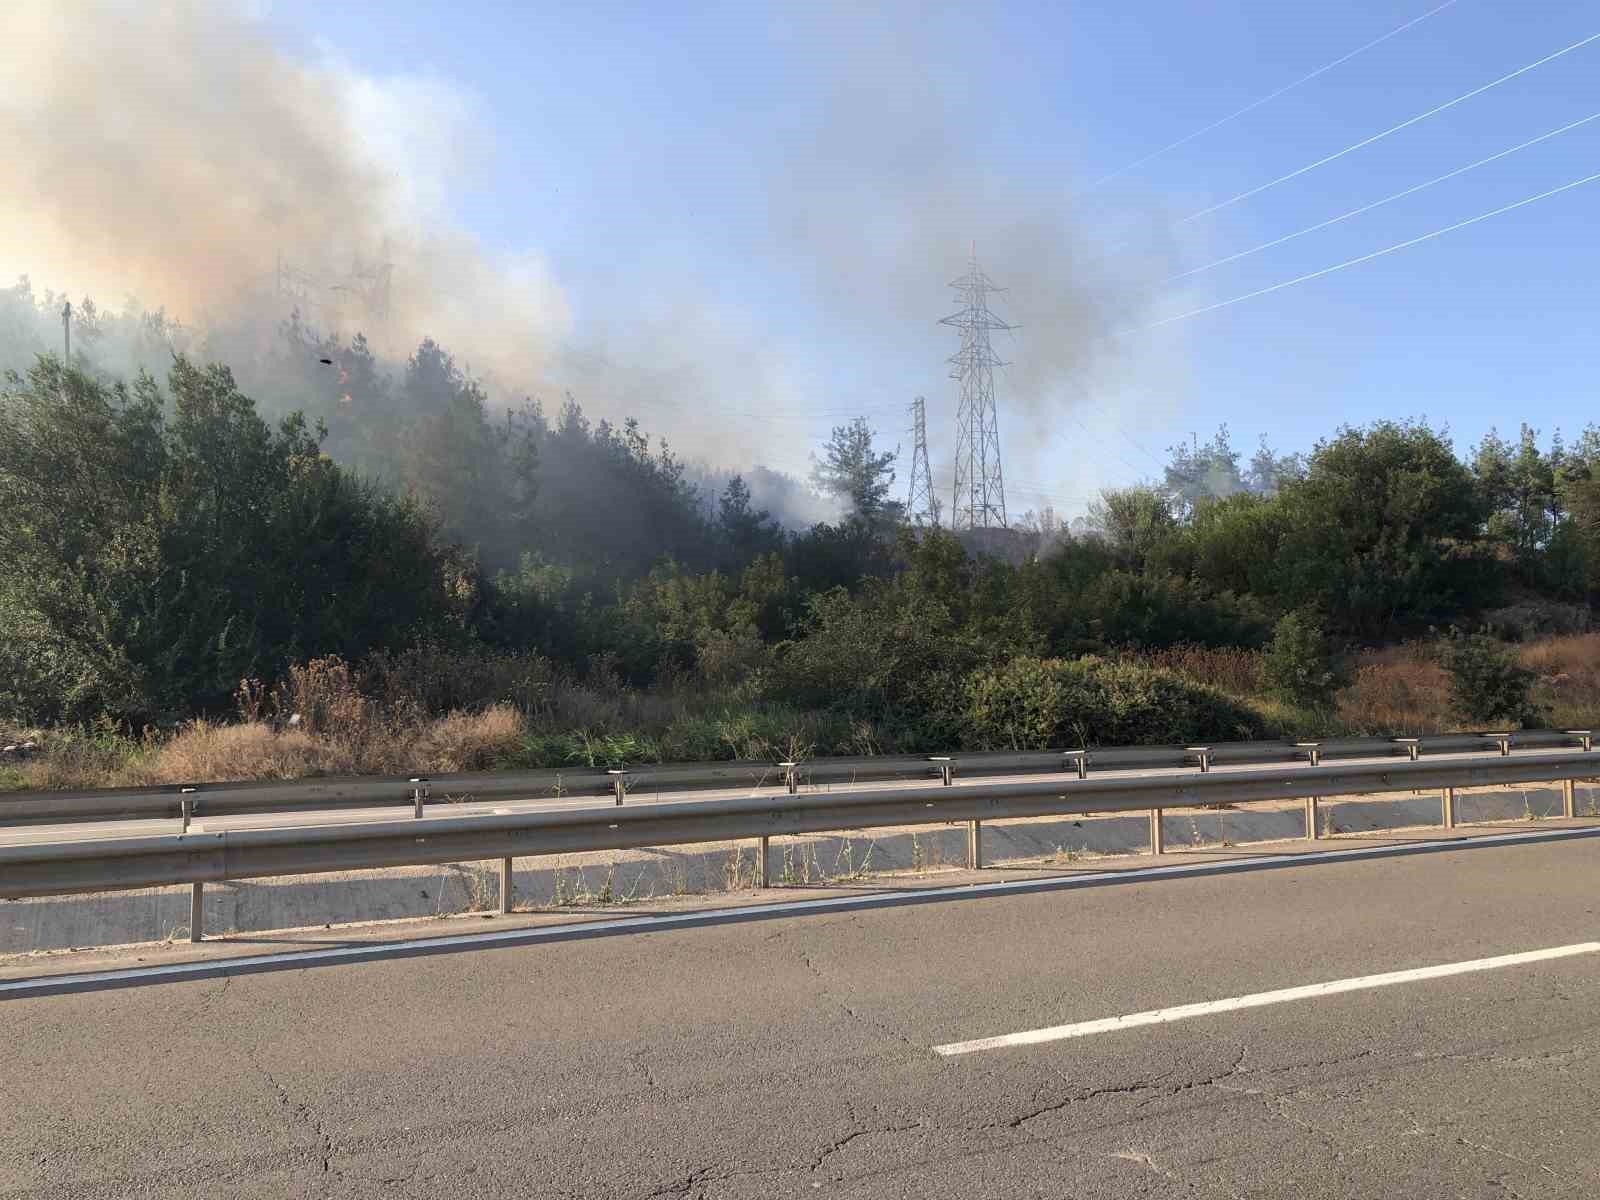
top-left (1075, 0), bottom-right (1461, 196)
top-left (1164, 109), bottom-right (1600, 284)
top-left (1172, 30), bottom-right (1600, 228)
top-left (1146, 168), bottom-right (1600, 329)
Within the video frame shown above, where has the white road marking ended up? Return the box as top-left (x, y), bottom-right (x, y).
top-left (934, 941), bottom-right (1600, 1056)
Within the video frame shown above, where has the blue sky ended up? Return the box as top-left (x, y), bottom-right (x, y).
top-left (259, 0), bottom-right (1598, 514)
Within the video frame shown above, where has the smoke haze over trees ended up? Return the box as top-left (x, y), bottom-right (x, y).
top-left (4, 326), bottom-right (1598, 735)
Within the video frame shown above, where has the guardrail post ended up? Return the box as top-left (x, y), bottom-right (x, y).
top-left (608, 769), bottom-right (628, 806)
top-left (1568, 730), bottom-right (1593, 752)
top-left (1186, 746), bottom-right (1212, 773)
top-left (967, 820), bottom-right (982, 869)
top-left (1394, 739), bottom-right (1421, 762)
top-left (931, 756), bottom-right (954, 786)
top-left (779, 761), bottom-right (798, 795)
top-left (1294, 744), bottom-right (1321, 840)
top-left (1063, 750), bottom-right (1088, 779)
top-left (1563, 779), bottom-right (1576, 820)
top-left (1441, 786), bottom-right (1456, 830)
top-left (1148, 808), bottom-right (1163, 855)
top-left (410, 777), bottom-right (429, 818)
top-left (499, 857), bottom-right (513, 915)
top-left (1484, 732), bottom-right (1512, 757)
top-left (179, 795), bottom-right (194, 834)
top-left (756, 836), bottom-right (769, 887)
top-left (190, 882), bottom-right (204, 942)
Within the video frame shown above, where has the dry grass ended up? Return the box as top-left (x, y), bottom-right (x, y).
top-left (127, 721), bottom-right (339, 784)
top-left (1119, 644), bottom-right (1263, 695)
top-left (1522, 633), bottom-right (1600, 729)
top-left (0, 730), bottom-right (149, 791)
top-left (1519, 633), bottom-right (1600, 674)
top-left (122, 705), bottom-right (528, 785)
top-left (1332, 658), bottom-right (1453, 735)
top-left (408, 705), bottom-right (524, 773)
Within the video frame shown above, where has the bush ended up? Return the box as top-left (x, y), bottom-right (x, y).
top-left (1262, 611), bottom-right (1348, 706)
top-left (1075, 571), bottom-right (1271, 651)
top-left (1443, 634), bottom-right (1544, 727)
top-left (960, 656), bottom-right (1272, 750)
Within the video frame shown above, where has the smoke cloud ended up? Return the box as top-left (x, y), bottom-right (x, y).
top-left (754, 3), bottom-right (1184, 505)
top-left (1, 1), bottom-right (1177, 511)
top-left (0, 0), bottom-right (567, 386)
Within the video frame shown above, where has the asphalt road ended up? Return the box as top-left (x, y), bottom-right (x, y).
top-left (0, 747), bottom-right (1553, 849)
top-left (6, 832), bottom-right (1600, 1198)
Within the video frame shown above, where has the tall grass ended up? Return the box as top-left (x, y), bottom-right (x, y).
top-left (1118, 644), bottom-right (1263, 695)
top-left (5, 634), bottom-right (1598, 791)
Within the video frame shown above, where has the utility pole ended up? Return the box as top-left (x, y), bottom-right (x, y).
top-left (941, 249), bottom-right (1013, 530)
top-left (61, 301), bottom-right (71, 360)
top-left (906, 396), bottom-right (936, 526)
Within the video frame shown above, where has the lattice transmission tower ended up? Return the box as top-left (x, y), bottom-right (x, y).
top-left (940, 250), bottom-right (1013, 530)
top-left (905, 395), bottom-right (938, 526)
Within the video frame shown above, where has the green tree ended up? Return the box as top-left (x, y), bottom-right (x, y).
top-left (1085, 486), bottom-right (1178, 570)
top-left (1472, 424), bottom-right (1560, 580)
top-left (1271, 421), bottom-right (1489, 639)
top-left (716, 474), bottom-right (784, 568)
top-left (810, 417), bottom-right (902, 525)
top-left (395, 339), bottom-right (539, 571)
top-left (0, 356), bottom-right (466, 722)
top-left (1262, 611), bottom-right (1348, 706)
top-left (1163, 425), bottom-right (1244, 511)
top-left (1245, 434), bottom-right (1304, 496)
top-left (1443, 634), bottom-right (1543, 727)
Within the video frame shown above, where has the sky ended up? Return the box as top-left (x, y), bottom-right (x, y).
top-left (6, 1), bottom-right (1598, 519)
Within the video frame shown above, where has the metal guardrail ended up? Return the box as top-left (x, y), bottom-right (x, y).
top-left (2, 748), bottom-right (1595, 943)
top-left (2, 728), bottom-right (1593, 826)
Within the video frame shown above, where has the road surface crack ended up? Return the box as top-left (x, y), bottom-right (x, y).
top-left (627, 1049), bottom-right (665, 1094)
top-left (1108, 1148), bottom-right (1202, 1192)
top-left (807, 1121), bottom-right (923, 1175)
top-left (245, 1043), bottom-right (336, 1183)
top-left (793, 946), bottom-right (919, 1050)
top-left (999, 1045), bottom-right (1248, 1131)
top-left (1455, 1136), bottom-right (1569, 1185)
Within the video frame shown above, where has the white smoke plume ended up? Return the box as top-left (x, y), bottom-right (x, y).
top-left (0, 0), bottom-right (567, 386)
top-left (1, 0), bottom-right (1176, 511)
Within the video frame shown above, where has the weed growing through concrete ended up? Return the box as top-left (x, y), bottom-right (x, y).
top-left (780, 842), bottom-right (798, 885)
top-left (622, 863), bottom-right (650, 903)
top-left (722, 846), bottom-right (751, 891)
top-left (465, 865), bottom-right (495, 912)
top-left (835, 838), bottom-right (855, 879)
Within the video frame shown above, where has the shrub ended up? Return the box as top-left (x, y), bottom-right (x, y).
top-left (1120, 644), bottom-right (1263, 695)
top-left (1443, 634), bottom-right (1544, 727)
top-left (1076, 571), bottom-right (1271, 650)
top-left (1262, 611), bottom-right (1348, 706)
top-left (959, 656), bottom-right (1272, 750)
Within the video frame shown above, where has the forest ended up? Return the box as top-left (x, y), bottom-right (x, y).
top-left (1, 280), bottom-right (1596, 788)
